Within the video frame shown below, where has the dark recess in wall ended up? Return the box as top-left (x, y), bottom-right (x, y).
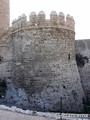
top-left (76, 53), bottom-right (89, 67)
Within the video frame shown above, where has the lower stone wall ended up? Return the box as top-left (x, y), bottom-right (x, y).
top-left (13, 59), bottom-right (84, 112)
top-left (0, 34), bottom-right (89, 113)
top-left (0, 39), bottom-right (85, 113)
top-left (75, 39), bottom-right (90, 99)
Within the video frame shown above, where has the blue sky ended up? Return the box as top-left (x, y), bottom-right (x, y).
top-left (10, 0), bottom-right (90, 39)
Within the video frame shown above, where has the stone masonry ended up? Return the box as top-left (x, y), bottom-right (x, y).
top-left (0, 0), bottom-right (89, 113)
top-left (0, 11), bottom-right (85, 112)
top-left (75, 40), bottom-right (90, 99)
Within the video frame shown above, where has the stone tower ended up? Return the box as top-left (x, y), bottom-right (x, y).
top-left (0, 0), bottom-right (10, 29)
top-left (9, 11), bottom-right (84, 112)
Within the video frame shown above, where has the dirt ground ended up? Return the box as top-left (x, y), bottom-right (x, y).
top-left (0, 109), bottom-right (56, 120)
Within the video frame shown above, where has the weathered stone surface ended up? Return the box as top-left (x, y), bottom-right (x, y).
top-left (0, 11), bottom-right (86, 113)
top-left (75, 39), bottom-right (90, 99)
top-left (4, 79), bottom-right (29, 108)
top-left (2, 25), bottom-right (83, 112)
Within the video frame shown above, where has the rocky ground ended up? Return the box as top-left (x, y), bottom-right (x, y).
top-left (0, 105), bottom-right (89, 120)
top-left (0, 109), bottom-right (56, 120)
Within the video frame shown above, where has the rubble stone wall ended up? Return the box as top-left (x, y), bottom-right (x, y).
top-left (0, 11), bottom-right (85, 112)
top-left (75, 39), bottom-right (90, 99)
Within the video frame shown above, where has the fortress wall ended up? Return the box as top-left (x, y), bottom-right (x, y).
top-left (0, 29), bottom-right (13, 80)
top-left (5, 12), bottom-right (84, 112)
top-left (75, 39), bottom-right (90, 98)
top-left (12, 11), bottom-right (75, 31)
top-left (0, 11), bottom-right (84, 112)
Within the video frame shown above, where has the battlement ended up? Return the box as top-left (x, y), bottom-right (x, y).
top-left (12, 11), bottom-right (75, 31)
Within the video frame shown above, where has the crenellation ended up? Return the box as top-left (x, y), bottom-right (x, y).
top-left (50, 11), bottom-right (58, 26)
top-left (37, 11), bottom-right (46, 26)
top-left (66, 14), bottom-right (75, 31)
top-left (12, 14), bottom-right (27, 28)
top-left (58, 12), bottom-right (65, 26)
top-left (29, 12), bottom-right (37, 24)
top-left (38, 11), bottom-right (45, 21)
top-left (11, 11), bottom-right (75, 31)
top-left (17, 14), bottom-right (27, 26)
top-left (12, 19), bottom-right (18, 28)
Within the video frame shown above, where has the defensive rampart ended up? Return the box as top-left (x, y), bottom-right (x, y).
top-left (0, 11), bottom-right (84, 113)
top-left (11, 11), bottom-right (75, 31)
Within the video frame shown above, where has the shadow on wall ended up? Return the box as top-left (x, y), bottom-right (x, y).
top-left (76, 53), bottom-right (89, 67)
top-left (0, 80), bottom-right (7, 98)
